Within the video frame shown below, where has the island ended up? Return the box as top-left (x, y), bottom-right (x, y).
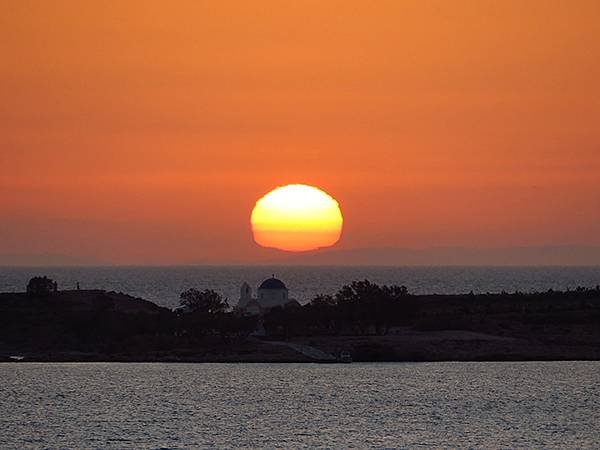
top-left (1, 277), bottom-right (599, 363)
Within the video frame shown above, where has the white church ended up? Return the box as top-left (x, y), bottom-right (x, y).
top-left (236, 276), bottom-right (300, 315)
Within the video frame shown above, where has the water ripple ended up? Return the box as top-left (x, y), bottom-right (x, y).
top-left (0, 362), bottom-right (599, 448)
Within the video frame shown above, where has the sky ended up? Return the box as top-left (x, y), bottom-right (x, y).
top-left (1, 1), bottom-right (600, 264)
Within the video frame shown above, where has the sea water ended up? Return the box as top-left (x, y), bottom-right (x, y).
top-left (1, 362), bottom-right (598, 448)
top-left (1, 266), bottom-right (600, 308)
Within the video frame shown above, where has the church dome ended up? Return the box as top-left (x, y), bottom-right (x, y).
top-left (258, 277), bottom-right (287, 290)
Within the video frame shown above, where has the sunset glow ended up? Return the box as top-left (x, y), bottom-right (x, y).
top-left (1, 1), bottom-right (599, 264)
top-left (251, 185), bottom-right (343, 252)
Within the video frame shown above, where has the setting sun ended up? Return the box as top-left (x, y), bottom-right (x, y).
top-left (251, 184), bottom-right (343, 252)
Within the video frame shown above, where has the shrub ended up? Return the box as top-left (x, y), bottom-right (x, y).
top-left (26, 276), bottom-right (56, 297)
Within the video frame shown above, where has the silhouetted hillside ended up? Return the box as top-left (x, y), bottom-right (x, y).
top-left (1, 282), bottom-right (599, 362)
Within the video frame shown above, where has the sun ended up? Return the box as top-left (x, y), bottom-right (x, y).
top-left (251, 184), bottom-right (343, 252)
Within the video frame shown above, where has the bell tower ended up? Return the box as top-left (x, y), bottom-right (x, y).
top-left (239, 281), bottom-right (252, 306)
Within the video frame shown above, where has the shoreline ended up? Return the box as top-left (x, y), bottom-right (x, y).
top-left (3, 331), bottom-right (599, 363)
top-left (2, 287), bottom-right (599, 363)
top-left (4, 355), bottom-right (600, 363)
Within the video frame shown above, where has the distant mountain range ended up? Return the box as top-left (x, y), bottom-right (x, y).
top-left (267, 245), bottom-right (600, 266)
top-left (2, 246), bottom-right (600, 266)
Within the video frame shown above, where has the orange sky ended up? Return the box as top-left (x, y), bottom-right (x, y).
top-left (1, 1), bottom-right (599, 264)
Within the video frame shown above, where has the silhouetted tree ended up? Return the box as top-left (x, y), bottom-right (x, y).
top-left (306, 294), bottom-right (338, 334)
top-left (179, 289), bottom-right (229, 314)
top-left (215, 313), bottom-right (258, 341)
top-left (263, 305), bottom-right (299, 338)
top-left (26, 276), bottom-right (55, 297)
top-left (261, 281), bottom-right (416, 338)
top-left (177, 289), bottom-right (231, 337)
top-left (334, 280), bottom-right (413, 335)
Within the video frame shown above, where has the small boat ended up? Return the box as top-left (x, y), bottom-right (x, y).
top-left (339, 351), bottom-right (352, 363)
top-left (9, 355), bottom-right (25, 362)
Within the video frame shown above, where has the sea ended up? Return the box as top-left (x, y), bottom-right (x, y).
top-left (1, 265), bottom-right (600, 309)
top-left (2, 268), bottom-right (600, 448)
top-left (1, 361), bottom-right (599, 448)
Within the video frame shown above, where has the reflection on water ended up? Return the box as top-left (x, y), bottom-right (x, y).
top-left (1, 362), bottom-right (599, 448)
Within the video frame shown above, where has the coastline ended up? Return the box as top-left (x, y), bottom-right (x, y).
top-left (3, 331), bottom-right (599, 364)
top-left (2, 288), bottom-right (599, 363)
